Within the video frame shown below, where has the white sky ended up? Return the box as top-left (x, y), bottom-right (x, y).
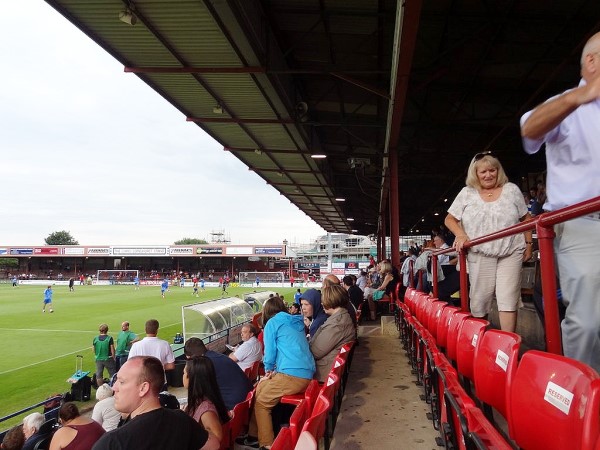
top-left (0, 1), bottom-right (326, 246)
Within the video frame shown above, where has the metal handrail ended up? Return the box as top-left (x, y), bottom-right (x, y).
top-left (427, 195), bottom-right (600, 355)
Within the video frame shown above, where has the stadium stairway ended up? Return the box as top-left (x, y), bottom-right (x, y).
top-left (330, 324), bottom-right (438, 450)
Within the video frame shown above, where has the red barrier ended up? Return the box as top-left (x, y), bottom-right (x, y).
top-left (426, 195), bottom-right (600, 355)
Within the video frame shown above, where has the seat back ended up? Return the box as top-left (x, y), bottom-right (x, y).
top-left (303, 379), bottom-right (321, 412)
top-left (508, 350), bottom-right (600, 450)
top-left (229, 389), bottom-right (254, 442)
top-left (288, 399), bottom-right (310, 443)
top-left (270, 426), bottom-right (294, 450)
top-left (295, 430), bottom-right (318, 450)
top-left (427, 300), bottom-right (447, 338)
top-left (473, 329), bottom-right (521, 419)
top-left (436, 306), bottom-right (460, 349)
top-left (301, 394), bottom-right (332, 445)
top-left (33, 433), bottom-right (54, 450)
top-left (445, 311), bottom-right (471, 363)
top-left (455, 317), bottom-right (489, 382)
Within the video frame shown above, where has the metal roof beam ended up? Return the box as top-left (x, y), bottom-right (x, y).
top-left (188, 117), bottom-right (384, 127)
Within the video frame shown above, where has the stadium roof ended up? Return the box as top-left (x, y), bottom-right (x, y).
top-left (45, 0), bottom-right (598, 237)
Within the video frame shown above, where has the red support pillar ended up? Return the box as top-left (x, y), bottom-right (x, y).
top-left (381, 216), bottom-right (387, 261)
top-left (536, 222), bottom-right (562, 354)
top-left (389, 149), bottom-right (400, 268)
top-left (432, 255), bottom-right (439, 298)
top-left (459, 251), bottom-right (469, 311)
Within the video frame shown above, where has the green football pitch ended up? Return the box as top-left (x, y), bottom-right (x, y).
top-left (0, 283), bottom-right (296, 429)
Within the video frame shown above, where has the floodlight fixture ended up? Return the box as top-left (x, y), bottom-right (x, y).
top-left (119, 9), bottom-right (137, 25)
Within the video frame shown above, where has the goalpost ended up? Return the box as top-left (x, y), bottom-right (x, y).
top-left (96, 270), bottom-right (139, 285)
top-left (238, 271), bottom-right (285, 287)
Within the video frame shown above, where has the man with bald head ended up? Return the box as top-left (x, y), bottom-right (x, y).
top-left (92, 356), bottom-right (218, 450)
top-left (521, 31), bottom-right (600, 372)
top-left (322, 274), bottom-right (341, 288)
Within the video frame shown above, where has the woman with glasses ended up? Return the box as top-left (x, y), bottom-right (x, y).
top-left (444, 152), bottom-right (533, 332)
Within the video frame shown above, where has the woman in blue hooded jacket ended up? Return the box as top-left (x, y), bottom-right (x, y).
top-left (299, 288), bottom-right (328, 339)
top-left (243, 296), bottom-right (315, 449)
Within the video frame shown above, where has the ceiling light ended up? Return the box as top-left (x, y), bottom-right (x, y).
top-left (347, 218), bottom-right (355, 221)
top-left (311, 153), bottom-right (327, 159)
top-left (277, 171), bottom-right (284, 177)
top-left (351, 229), bottom-right (358, 233)
top-left (212, 104), bottom-right (223, 114)
top-left (254, 149), bottom-right (262, 155)
top-left (434, 212), bottom-right (439, 216)
top-left (119, 9), bottom-right (137, 25)
top-left (335, 198), bottom-right (345, 202)
top-left (444, 198), bottom-right (448, 202)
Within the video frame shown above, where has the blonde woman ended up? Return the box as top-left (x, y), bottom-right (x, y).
top-left (444, 151), bottom-right (532, 332)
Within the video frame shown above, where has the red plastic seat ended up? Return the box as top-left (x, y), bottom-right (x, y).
top-left (455, 318), bottom-right (489, 385)
top-left (288, 399), bottom-right (310, 443)
top-left (301, 394), bottom-right (332, 450)
top-left (227, 389), bottom-right (254, 446)
top-left (270, 426), bottom-right (294, 450)
top-left (465, 407), bottom-right (514, 450)
top-left (281, 379), bottom-right (320, 410)
top-left (445, 311), bottom-right (471, 363)
top-left (436, 306), bottom-right (461, 350)
top-left (427, 300), bottom-right (447, 338)
top-left (473, 329), bottom-right (521, 419)
top-left (508, 350), bottom-right (600, 450)
top-left (294, 430), bottom-right (317, 450)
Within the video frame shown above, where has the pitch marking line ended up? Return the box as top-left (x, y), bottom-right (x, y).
top-left (0, 347), bottom-right (91, 376)
top-left (0, 328), bottom-right (92, 333)
top-left (0, 321), bottom-right (181, 375)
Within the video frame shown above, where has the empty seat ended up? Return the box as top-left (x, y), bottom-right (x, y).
top-left (508, 350), bottom-right (600, 450)
top-left (473, 329), bottom-right (521, 420)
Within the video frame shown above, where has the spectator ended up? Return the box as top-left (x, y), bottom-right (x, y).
top-left (1, 425), bottom-right (24, 450)
top-left (184, 338), bottom-right (251, 411)
top-left (228, 324), bottom-right (262, 371)
top-left (288, 303), bottom-right (301, 315)
top-left (355, 270), bottom-right (368, 291)
top-left (321, 274), bottom-right (340, 287)
top-left (183, 356), bottom-right (230, 444)
top-left (445, 151), bottom-right (532, 332)
top-left (432, 234), bottom-right (461, 303)
top-left (115, 321), bottom-right (138, 372)
top-left (299, 289), bottom-right (328, 339)
top-left (128, 319), bottom-right (175, 371)
top-left (92, 356), bottom-right (216, 450)
top-left (369, 260), bottom-right (399, 318)
top-left (22, 413), bottom-right (44, 450)
top-left (239, 296), bottom-right (315, 449)
top-left (50, 402), bottom-right (104, 450)
top-left (342, 275), bottom-right (363, 310)
top-left (310, 285), bottom-right (356, 382)
top-left (91, 384), bottom-right (120, 432)
top-left (92, 324), bottom-right (116, 386)
top-left (400, 248), bottom-right (417, 288)
top-left (520, 31), bottom-right (600, 372)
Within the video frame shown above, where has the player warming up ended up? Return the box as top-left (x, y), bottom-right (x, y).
top-left (42, 285), bottom-right (54, 313)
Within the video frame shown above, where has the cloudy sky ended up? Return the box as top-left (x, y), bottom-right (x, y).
top-left (0, 1), bottom-right (326, 247)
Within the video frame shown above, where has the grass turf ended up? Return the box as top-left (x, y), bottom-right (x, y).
top-left (0, 283), bottom-right (296, 430)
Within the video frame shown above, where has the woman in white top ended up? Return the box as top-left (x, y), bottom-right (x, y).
top-left (445, 151), bottom-right (533, 332)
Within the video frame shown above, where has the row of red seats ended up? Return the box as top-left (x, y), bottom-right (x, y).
top-left (271, 341), bottom-right (356, 450)
top-left (396, 288), bottom-right (600, 450)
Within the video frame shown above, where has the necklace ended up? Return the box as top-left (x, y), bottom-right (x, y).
top-left (487, 193), bottom-right (493, 197)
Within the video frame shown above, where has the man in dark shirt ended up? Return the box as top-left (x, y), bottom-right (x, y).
top-left (184, 337), bottom-right (252, 410)
top-left (92, 356), bottom-right (217, 450)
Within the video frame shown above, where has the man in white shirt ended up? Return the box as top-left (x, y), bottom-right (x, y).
top-left (521, 31), bottom-right (600, 372)
top-left (229, 324), bottom-right (262, 371)
top-left (128, 319), bottom-right (175, 370)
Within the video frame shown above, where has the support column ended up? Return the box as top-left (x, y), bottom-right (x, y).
top-left (389, 148), bottom-right (400, 268)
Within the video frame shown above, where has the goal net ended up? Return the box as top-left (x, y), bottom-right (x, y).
top-left (96, 270), bottom-right (139, 285)
top-left (238, 271), bottom-right (285, 287)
